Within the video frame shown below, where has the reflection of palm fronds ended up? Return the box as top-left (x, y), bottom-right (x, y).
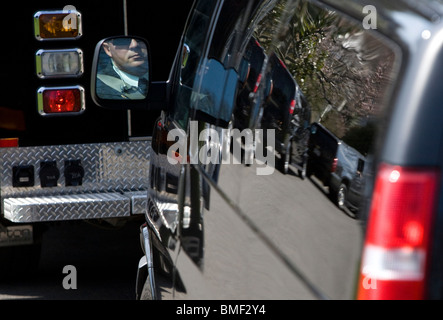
top-left (253, 0), bottom-right (395, 154)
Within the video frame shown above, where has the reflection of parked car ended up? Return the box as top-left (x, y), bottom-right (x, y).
top-left (234, 37), bottom-right (266, 131)
top-left (308, 122), bottom-right (365, 212)
top-left (261, 54), bottom-right (311, 176)
top-left (307, 122), bottom-right (338, 184)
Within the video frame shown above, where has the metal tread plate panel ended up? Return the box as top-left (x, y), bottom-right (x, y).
top-left (126, 191), bottom-right (148, 215)
top-left (4, 193), bottom-right (130, 222)
top-left (0, 141), bottom-right (151, 222)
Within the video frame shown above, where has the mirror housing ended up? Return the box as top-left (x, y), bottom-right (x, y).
top-left (91, 36), bottom-right (164, 110)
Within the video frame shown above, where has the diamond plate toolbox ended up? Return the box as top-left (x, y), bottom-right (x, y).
top-left (0, 140), bottom-right (151, 222)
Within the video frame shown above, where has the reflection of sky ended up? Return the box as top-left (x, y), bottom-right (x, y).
top-left (192, 58), bottom-right (238, 123)
top-left (390, 11), bottom-right (430, 50)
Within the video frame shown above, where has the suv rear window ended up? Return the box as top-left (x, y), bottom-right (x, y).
top-left (254, 0), bottom-right (399, 155)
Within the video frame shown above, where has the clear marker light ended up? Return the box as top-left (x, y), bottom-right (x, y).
top-left (36, 49), bottom-right (84, 78)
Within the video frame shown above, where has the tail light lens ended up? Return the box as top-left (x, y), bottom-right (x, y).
top-left (289, 99), bottom-right (296, 115)
top-left (253, 73), bottom-right (262, 93)
top-left (357, 163), bottom-right (440, 300)
top-left (37, 86), bottom-right (85, 116)
top-left (331, 157), bottom-right (338, 172)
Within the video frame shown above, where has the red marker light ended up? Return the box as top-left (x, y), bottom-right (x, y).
top-left (44, 89), bottom-right (79, 113)
top-left (0, 138), bottom-right (19, 148)
top-left (37, 86), bottom-right (85, 116)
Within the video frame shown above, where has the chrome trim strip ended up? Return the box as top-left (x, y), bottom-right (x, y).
top-left (142, 225), bottom-right (158, 300)
top-left (3, 193), bottom-right (132, 222)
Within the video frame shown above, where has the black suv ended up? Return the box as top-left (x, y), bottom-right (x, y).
top-left (308, 122), bottom-right (366, 213)
top-left (92, 0), bottom-right (443, 300)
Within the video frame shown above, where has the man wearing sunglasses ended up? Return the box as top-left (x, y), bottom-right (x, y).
top-left (96, 38), bottom-right (149, 100)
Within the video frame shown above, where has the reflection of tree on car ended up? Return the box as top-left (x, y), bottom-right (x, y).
top-left (260, 53), bottom-right (311, 177)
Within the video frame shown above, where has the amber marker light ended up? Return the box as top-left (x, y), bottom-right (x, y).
top-left (34, 9), bottom-right (82, 41)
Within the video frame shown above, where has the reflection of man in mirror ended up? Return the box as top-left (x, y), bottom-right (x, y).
top-left (96, 38), bottom-right (149, 100)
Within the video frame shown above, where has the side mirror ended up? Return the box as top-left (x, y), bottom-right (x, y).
top-left (91, 36), bottom-right (154, 109)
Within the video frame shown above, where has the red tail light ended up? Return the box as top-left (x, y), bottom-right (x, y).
top-left (357, 163), bottom-right (440, 300)
top-left (289, 99), bottom-right (296, 115)
top-left (331, 158), bottom-right (338, 172)
top-left (253, 73), bottom-right (262, 93)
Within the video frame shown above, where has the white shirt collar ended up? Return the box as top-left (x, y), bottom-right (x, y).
top-left (112, 61), bottom-right (140, 87)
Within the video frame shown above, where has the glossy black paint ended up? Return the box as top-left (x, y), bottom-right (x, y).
top-left (136, 0), bottom-right (443, 300)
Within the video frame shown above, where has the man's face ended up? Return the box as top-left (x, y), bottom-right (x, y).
top-left (103, 38), bottom-right (149, 77)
